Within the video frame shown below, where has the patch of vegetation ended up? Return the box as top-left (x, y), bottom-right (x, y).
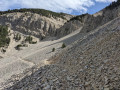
top-left (22, 44), bottom-right (28, 47)
top-left (2, 49), bottom-right (6, 53)
top-left (15, 44), bottom-right (28, 50)
top-left (15, 44), bottom-right (22, 50)
top-left (14, 33), bottom-right (21, 41)
top-left (106, 0), bottom-right (120, 10)
top-left (0, 8), bottom-right (67, 19)
top-left (61, 43), bottom-right (66, 48)
top-left (68, 13), bottom-right (89, 22)
top-left (29, 41), bottom-right (37, 44)
top-left (25, 36), bottom-right (37, 44)
top-left (0, 25), bottom-right (10, 47)
top-left (52, 48), bottom-right (55, 52)
top-left (25, 36), bottom-right (33, 43)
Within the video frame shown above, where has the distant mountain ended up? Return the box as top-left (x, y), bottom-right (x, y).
top-left (0, 8), bottom-right (70, 19)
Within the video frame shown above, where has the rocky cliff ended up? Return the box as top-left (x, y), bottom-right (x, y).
top-left (0, 9), bottom-right (73, 53)
top-left (57, 2), bottom-right (120, 36)
top-left (55, 20), bottom-right (83, 38)
top-left (80, 4), bottom-right (120, 33)
top-left (0, 9), bottom-right (73, 40)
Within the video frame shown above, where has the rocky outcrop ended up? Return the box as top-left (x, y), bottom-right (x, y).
top-left (80, 5), bottom-right (120, 33)
top-left (55, 20), bottom-right (83, 38)
top-left (0, 12), bottom-right (72, 40)
top-left (55, 4), bottom-right (120, 38)
top-left (51, 4), bottom-right (120, 38)
top-left (0, 9), bottom-right (74, 54)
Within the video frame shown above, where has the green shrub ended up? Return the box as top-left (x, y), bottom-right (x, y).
top-left (22, 44), bottom-right (28, 47)
top-left (29, 41), bottom-right (37, 44)
top-left (15, 44), bottom-right (22, 50)
top-left (25, 36), bottom-right (37, 44)
top-left (0, 25), bottom-right (10, 47)
top-left (2, 49), bottom-right (6, 53)
top-left (68, 13), bottom-right (88, 22)
top-left (25, 36), bottom-right (33, 43)
top-left (14, 34), bottom-right (21, 41)
top-left (61, 43), bottom-right (66, 48)
top-left (52, 48), bottom-right (55, 52)
top-left (15, 44), bottom-right (28, 50)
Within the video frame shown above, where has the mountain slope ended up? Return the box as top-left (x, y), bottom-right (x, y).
top-left (55, 3), bottom-right (120, 38)
top-left (0, 9), bottom-right (73, 40)
top-left (55, 14), bottom-right (88, 38)
top-left (1, 2), bottom-right (120, 90)
top-left (80, 3), bottom-right (120, 33)
top-left (0, 27), bottom-right (83, 89)
top-left (6, 12), bottom-right (120, 90)
top-left (0, 9), bottom-right (73, 55)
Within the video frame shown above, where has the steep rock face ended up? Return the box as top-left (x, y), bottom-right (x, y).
top-left (0, 12), bottom-right (72, 40)
top-left (55, 20), bottom-right (83, 38)
top-left (80, 5), bottom-right (120, 33)
top-left (55, 14), bottom-right (89, 38)
top-left (54, 5), bottom-right (120, 37)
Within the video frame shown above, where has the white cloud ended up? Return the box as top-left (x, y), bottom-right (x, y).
top-left (20, 0), bottom-right (95, 13)
top-left (95, 0), bottom-right (116, 3)
top-left (0, 0), bottom-right (117, 14)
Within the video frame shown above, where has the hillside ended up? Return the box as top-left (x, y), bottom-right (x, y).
top-left (80, 1), bottom-right (120, 33)
top-left (0, 9), bottom-right (73, 56)
top-left (0, 1), bottom-right (120, 90)
top-left (7, 14), bottom-right (120, 90)
top-left (0, 12), bottom-right (71, 39)
top-left (0, 8), bottom-right (70, 19)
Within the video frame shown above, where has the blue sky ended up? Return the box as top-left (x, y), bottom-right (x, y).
top-left (87, 2), bottom-right (112, 14)
top-left (0, 0), bottom-right (116, 15)
top-left (71, 2), bottom-right (111, 15)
